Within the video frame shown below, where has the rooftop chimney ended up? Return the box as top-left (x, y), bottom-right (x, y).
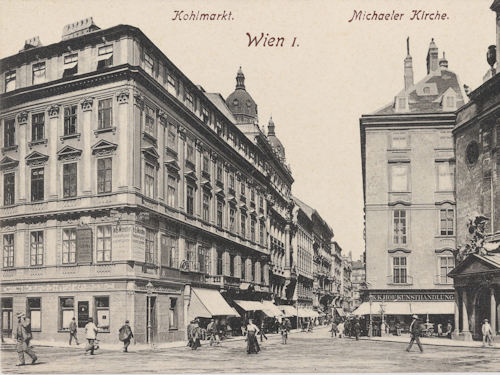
top-left (21, 36), bottom-right (42, 51)
top-left (426, 38), bottom-right (439, 74)
top-left (61, 17), bottom-right (100, 41)
top-left (404, 37), bottom-right (414, 90)
top-left (439, 51), bottom-right (448, 69)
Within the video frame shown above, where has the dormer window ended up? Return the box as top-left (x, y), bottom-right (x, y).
top-left (5, 70), bottom-right (16, 92)
top-left (445, 96), bottom-right (455, 108)
top-left (144, 51), bottom-right (154, 76)
top-left (167, 73), bottom-right (177, 95)
top-left (97, 45), bottom-right (113, 70)
top-left (32, 63), bottom-right (46, 84)
top-left (423, 87), bottom-right (430, 94)
top-left (63, 54), bottom-right (78, 78)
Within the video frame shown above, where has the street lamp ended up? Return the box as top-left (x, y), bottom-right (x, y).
top-left (146, 281), bottom-right (154, 348)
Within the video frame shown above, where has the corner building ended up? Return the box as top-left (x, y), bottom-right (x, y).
top-left (0, 19), bottom-right (293, 344)
top-left (358, 39), bottom-right (466, 332)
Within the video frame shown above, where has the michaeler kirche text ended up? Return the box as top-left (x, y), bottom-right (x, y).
top-left (348, 10), bottom-right (449, 22)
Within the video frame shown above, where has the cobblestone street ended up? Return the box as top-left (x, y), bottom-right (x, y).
top-left (1, 328), bottom-right (499, 373)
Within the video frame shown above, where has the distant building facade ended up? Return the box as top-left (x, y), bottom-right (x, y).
top-left (351, 254), bottom-right (366, 310)
top-left (0, 19), bottom-right (293, 344)
top-left (359, 38), bottom-right (466, 331)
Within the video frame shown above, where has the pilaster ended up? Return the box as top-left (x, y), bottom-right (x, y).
top-left (47, 105), bottom-right (60, 200)
top-left (80, 97), bottom-right (94, 195)
top-left (17, 112), bottom-right (28, 202)
top-left (116, 90), bottom-right (130, 190)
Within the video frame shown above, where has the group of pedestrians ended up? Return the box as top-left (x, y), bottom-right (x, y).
top-left (330, 318), bottom-right (361, 340)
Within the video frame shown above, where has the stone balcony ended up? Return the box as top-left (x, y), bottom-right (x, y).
top-left (205, 274), bottom-right (241, 289)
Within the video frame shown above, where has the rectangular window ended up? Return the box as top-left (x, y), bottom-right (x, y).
top-left (63, 163), bottom-right (77, 198)
top-left (144, 163), bottom-right (155, 198)
top-left (31, 113), bottom-right (45, 141)
top-left (392, 257), bottom-right (407, 284)
top-left (259, 222), bottom-right (265, 246)
top-left (185, 91), bottom-right (193, 110)
top-left (167, 128), bottom-right (177, 150)
top-left (144, 51), bottom-right (154, 76)
top-left (169, 298), bottom-right (177, 330)
top-left (3, 234), bottom-right (14, 268)
top-left (96, 225), bottom-right (112, 262)
top-left (241, 258), bottom-right (247, 280)
top-left (229, 173), bottom-right (235, 189)
top-left (216, 163), bottom-right (223, 182)
top-left (229, 254), bottom-right (235, 277)
top-left (217, 200), bottom-right (223, 228)
top-left (440, 208), bottom-right (454, 236)
top-left (229, 208), bottom-right (235, 232)
top-left (240, 214), bottom-right (246, 238)
top-left (259, 195), bottom-right (264, 209)
top-left (3, 172), bottom-right (15, 206)
top-left (241, 181), bottom-right (246, 196)
top-left (98, 98), bottom-right (112, 129)
top-left (261, 262), bottom-right (266, 284)
top-left (32, 62), bottom-right (46, 85)
top-left (5, 70), bottom-right (15, 92)
top-left (391, 132), bottom-right (408, 149)
top-left (202, 155), bottom-right (210, 173)
top-left (94, 296), bottom-right (110, 331)
top-left (26, 298), bottom-right (41, 331)
top-left (145, 105), bottom-right (156, 138)
top-left (167, 174), bottom-right (177, 207)
top-left (185, 241), bottom-right (196, 270)
top-left (62, 228), bottom-right (76, 264)
top-left (251, 189), bottom-right (255, 202)
top-left (145, 229), bottom-right (156, 264)
top-left (202, 193), bottom-right (210, 221)
top-left (251, 219), bottom-right (256, 242)
top-left (31, 168), bottom-right (44, 202)
top-left (216, 250), bottom-right (223, 275)
top-left (186, 140), bottom-right (195, 163)
top-left (437, 161), bottom-right (455, 191)
top-left (393, 210), bottom-right (407, 245)
top-left (30, 231), bottom-right (43, 266)
top-left (202, 107), bottom-right (209, 124)
top-left (63, 53), bottom-right (78, 77)
top-left (97, 45), bottom-right (113, 69)
top-left (162, 235), bottom-right (178, 268)
top-left (59, 297), bottom-right (74, 330)
top-left (186, 185), bottom-right (194, 215)
top-left (167, 74), bottom-right (177, 96)
top-left (439, 256), bottom-right (455, 284)
top-left (4, 119), bottom-right (15, 147)
top-left (198, 246), bottom-right (209, 274)
top-left (97, 158), bottom-right (112, 194)
top-left (390, 163), bottom-right (409, 192)
top-left (64, 105), bottom-right (77, 135)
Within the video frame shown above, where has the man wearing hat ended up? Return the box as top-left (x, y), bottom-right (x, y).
top-left (84, 317), bottom-right (98, 355)
top-left (15, 312), bottom-right (37, 366)
top-left (406, 314), bottom-right (423, 353)
top-left (481, 318), bottom-right (493, 347)
top-left (118, 320), bottom-right (134, 352)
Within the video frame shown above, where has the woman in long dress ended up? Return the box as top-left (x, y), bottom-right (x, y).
top-left (246, 319), bottom-right (260, 354)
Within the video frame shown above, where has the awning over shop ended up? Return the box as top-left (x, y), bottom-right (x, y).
top-left (261, 301), bottom-right (284, 318)
top-left (297, 308), bottom-right (318, 318)
top-left (352, 301), bottom-right (454, 316)
top-left (278, 305), bottom-right (297, 317)
top-left (188, 288), bottom-right (239, 321)
top-left (234, 300), bottom-right (265, 311)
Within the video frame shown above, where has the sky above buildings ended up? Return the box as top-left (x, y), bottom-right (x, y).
top-left (0, 0), bottom-right (495, 261)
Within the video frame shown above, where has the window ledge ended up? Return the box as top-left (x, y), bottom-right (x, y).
top-left (60, 133), bottom-right (81, 142)
top-left (61, 196), bottom-right (78, 201)
top-left (28, 139), bottom-right (48, 148)
top-left (94, 127), bottom-right (116, 136)
top-left (97, 192), bottom-right (113, 197)
top-left (2, 145), bottom-right (18, 153)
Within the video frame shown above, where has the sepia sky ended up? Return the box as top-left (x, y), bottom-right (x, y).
top-left (0, 0), bottom-right (496, 260)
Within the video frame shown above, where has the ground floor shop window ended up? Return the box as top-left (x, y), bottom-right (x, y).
top-left (94, 296), bottom-right (110, 332)
top-left (1, 298), bottom-right (13, 335)
top-left (169, 298), bottom-right (177, 330)
top-left (26, 297), bottom-right (41, 331)
top-left (59, 297), bottom-right (74, 330)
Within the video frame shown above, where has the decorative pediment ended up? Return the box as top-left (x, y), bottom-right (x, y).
top-left (25, 151), bottom-right (48, 166)
top-left (184, 170), bottom-right (198, 182)
top-left (57, 145), bottom-right (82, 160)
top-left (0, 156), bottom-right (19, 171)
top-left (388, 248), bottom-right (412, 254)
top-left (227, 196), bottom-right (237, 205)
top-left (435, 247), bottom-right (454, 254)
top-left (91, 139), bottom-right (118, 156)
top-left (249, 209), bottom-right (257, 217)
top-left (239, 203), bottom-right (248, 212)
top-left (201, 178), bottom-right (212, 190)
top-left (449, 253), bottom-right (500, 277)
top-left (388, 200), bottom-right (411, 207)
top-left (215, 188), bottom-right (225, 198)
top-left (165, 159), bottom-right (180, 172)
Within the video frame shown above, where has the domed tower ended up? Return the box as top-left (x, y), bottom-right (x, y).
top-left (267, 116), bottom-right (286, 161)
top-left (226, 67), bottom-right (258, 125)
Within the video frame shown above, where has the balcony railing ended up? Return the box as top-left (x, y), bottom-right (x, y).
top-left (206, 274), bottom-right (241, 288)
top-left (386, 275), bottom-right (413, 285)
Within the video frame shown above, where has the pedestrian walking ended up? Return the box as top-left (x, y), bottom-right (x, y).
top-left (396, 321), bottom-right (401, 336)
top-left (406, 314), bottom-right (423, 353)
top-left (187, 320), bottom-right (195, 347)
top-left (259, 321), bottom-right (268, 342)
top-left (84, 317), bottom-right (98, 355)
top-left (15, 313), bottom-right (37, 366)
top-left (482, 319), bottom-right (494, 347)
top-left (354, 319), bottom-right (361, 341)
top-left (119, 320), bottom-right (134, 352)
top-left (207, 319), bottom-right (220, 346)
top-left (280, 318), bottom-right (291, 344)
top-left (337, 321), bottom-right (345, 338)
top-left (246, 319), bottom-right (260, 354)
top-left (445, 321), bottom-right (453, 339)
top-left (330, 321), bottom-right (338, 338)
top-left (69, 317), bottom-right (79, 345)
top-left (191, 319), bottom-right (202, 350)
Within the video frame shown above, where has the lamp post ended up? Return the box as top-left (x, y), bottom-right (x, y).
top-left (146, 281), bottom-right (154, 349)
top-left (368, 296), bottom-right (373, 337)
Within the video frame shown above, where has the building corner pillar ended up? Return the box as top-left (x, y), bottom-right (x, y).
top-left (491, 287), bottom-right (497, 336)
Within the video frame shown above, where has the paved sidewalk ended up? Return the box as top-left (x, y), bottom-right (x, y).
top-left (359, 333), bottom-right (500, 349)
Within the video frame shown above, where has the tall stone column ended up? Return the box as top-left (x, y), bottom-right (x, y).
top-left (491, 288), bottom-right (497, 336)
top-left (17, 112), bottom-right (28, 202)
top-left (116, 90), bottom-right (130, 190)
top-left (80, 98), bottom-right (94, 195)
top-left (47, 105), bottom-right (60, 200)
top-left (461, 289), bottom-right (472, 340)
top-left (285, 224), bottom-right (291, 270)
top-left (454, 289), bottom-right (460, 334)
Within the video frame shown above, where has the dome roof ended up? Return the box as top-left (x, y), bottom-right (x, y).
top-left (267, 117), bottom-right (286, 160)
top-left (225, 67), bottom-right (258, 124)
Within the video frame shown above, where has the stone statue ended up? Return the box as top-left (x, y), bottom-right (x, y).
top-left (454, 214), bottom-right (492, 262)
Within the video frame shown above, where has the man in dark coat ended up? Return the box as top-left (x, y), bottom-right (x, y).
top-left (15, 313), bottom-right (37, 366)
top-left (119, 320), bottom-right (134, 352)
top-left (354, 319), bottom-right (361, 340)
top-left (406, 314), bottom-right (423, 353)
top-left (69, 317), bottom-right (79, 345)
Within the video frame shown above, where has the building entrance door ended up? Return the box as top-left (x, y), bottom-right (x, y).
top-left (146, 296), bottom-right (157, 344)
top-left (474, 287), bottom-right (491, 340)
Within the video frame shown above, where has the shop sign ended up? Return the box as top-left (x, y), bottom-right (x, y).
top-left (76, 225), bottom-right (93, 263)
top-left (369, 292), bottom-right (454, 301)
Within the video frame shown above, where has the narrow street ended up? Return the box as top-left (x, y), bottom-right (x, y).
top-left (2, 328), bottom-right (498, 373)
